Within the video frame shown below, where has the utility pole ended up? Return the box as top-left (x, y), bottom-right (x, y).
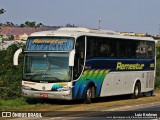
top-left (159, 24), bottom-right (160, 36)
top-left (98, 19), bottom-right (101, 30)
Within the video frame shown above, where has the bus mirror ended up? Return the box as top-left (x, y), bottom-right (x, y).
top-left (13, 48), bottom-right (23, 65)
top-left (69, 49), bottom-right (75, 66)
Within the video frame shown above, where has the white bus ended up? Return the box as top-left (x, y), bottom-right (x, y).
top-left (14, 27), bottom-right (156, 103)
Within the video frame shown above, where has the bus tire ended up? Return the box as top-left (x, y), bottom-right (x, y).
top-left (84, 86), bottom-right (95, 104)
top-left (131, 82), bottom-right (141, 99)
top-left (142, 92), bottom-right (147, 97)
top-left (143, 90), bottom-right (154, 97)
top-left (149, 90), bottom-right (154, 96)
top-left (26, 98), bottom-right (39, 104)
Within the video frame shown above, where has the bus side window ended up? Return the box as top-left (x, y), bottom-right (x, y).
top-left (99, 43), bottom-right (109, 57)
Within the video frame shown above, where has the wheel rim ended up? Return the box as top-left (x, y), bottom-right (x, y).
top-left (135, 86), bottom-right (139, 96)
top-left (87, 88), bottom-right (91, 99)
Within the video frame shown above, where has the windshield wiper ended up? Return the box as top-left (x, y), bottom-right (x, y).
top-left (25, 73), bottom-right (51, 80)
top-left (25, 73), bottom-right (51, 76)
top-left (52, 77), bottom-right (63, 81)
top-left (44, 77), bottom-right (69, 82)
top-left (25, 73), bottom-right (69, 82)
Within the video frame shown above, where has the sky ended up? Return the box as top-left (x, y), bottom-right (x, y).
top-left (0, 0), bottom-right (160, 35)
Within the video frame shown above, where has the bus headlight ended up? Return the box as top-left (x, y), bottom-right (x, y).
top-left (22, 85), bottom-right (32, 90)
top-left (57, 87), bottom-right (71, 91)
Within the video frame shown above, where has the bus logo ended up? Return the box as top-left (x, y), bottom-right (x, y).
top-left (42, 86), bottom-right (46, 91)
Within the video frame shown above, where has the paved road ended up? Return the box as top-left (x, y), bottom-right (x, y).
top-left (44, 102), bottom-right (160, 120)
top-left (59, 106), bottom-right (160, 120)
top-left (134, 106), bottom-right (160, 111)
top-left (7, 102), bottom-right (159, 120)
top-left (3, 93), bottom-right (160, 120)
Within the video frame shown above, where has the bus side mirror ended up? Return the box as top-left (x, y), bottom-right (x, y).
top-left (69, 49), bottom-right (75, 66)
top-left (13, 48), bottom-right (23, 65)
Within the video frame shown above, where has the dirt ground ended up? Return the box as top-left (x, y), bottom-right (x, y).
top-left (3, 92), bottom-right (160, 120)
top-left (28, 92), bottom-right (160, 112)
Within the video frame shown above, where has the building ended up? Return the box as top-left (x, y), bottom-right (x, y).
top-left (19, 33), bottom-right (28, 41)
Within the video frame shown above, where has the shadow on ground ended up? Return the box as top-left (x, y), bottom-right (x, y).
top-left (26, 92), bottom-right (154, 105)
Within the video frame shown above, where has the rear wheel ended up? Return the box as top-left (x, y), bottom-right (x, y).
top-left (84, 86), bottom-right (95, 104)
top-left (131, 82), bottom-right (141, 99)
top-left (143, 90), bottom-right (154, 97)
top-left (149, 90), bottom-right (154, 96)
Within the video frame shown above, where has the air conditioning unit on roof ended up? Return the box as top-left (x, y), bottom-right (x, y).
top-left (58, 27), bottom-right (116, 35)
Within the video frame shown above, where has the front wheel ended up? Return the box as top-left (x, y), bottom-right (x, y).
top-left (84, 86), bottom-right (95, 104)
top-left (131, 82), bottom-right (141, 99)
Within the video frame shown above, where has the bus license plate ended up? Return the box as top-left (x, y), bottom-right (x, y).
top-left (40, 93), bottom-right (48, 98)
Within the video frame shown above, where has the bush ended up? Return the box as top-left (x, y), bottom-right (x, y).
top-left (0, 43), bottom-right (25, 100)
top-left (156, 47), bottom-right (160, 89)
top-left (156, 57), bottom-right (160, 89)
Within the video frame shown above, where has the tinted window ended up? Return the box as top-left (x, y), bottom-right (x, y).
top-left (87, 36), bottom-right (155, 59)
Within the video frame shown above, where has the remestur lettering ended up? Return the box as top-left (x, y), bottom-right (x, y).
top-left (32, 39), bottom-right (67, 44)
top-left (116, 62), bottom-right (144, 70)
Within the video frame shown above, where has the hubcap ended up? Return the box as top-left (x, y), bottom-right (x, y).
top-left (135, 86), bottom-right (139, 96)
top-left (87, 88), bottom-right (91, 99)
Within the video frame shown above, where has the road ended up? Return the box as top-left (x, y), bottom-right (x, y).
top-left (134, 106), bottom-right (160, 111)
top-left (37, 102), bottom-right (160, 120)
top-left (2, 93), bottom-right (160, 120)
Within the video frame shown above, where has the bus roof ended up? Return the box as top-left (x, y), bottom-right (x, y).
top-left (30, 27), bottom-right (155, 41)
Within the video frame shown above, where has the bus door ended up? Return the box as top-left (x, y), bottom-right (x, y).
top-left (73, 36), bottom-right (85, 80)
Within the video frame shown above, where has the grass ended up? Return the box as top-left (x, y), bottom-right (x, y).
top-left (155, 88), bottom-right (160, 92)
top-left (0, 97), bottom-right (49, 111)
top-left (0, 97), bottom-right (76, 111)
top-left (0, 90), bottom-right (160, 111)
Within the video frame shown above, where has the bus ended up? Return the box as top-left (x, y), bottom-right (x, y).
top-left (13, 27), bottom-right (156, 103)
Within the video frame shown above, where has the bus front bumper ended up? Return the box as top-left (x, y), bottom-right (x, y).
top-left (22, 89), bottom-right (72, 100)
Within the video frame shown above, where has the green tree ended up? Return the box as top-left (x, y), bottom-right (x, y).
top-left (30, 21), bottom-right (36, 27)
top-left (24, 21), bottom-right (29, 27)
top-left (24, 21), bottom-right (37, 27)
top-left (0, 8), bottom-right (5, 15)
top-left (20, 23), bottom-right (25, 28)
top-left (37, 23), bottom-right (44, 27)
top-left (0, 8), bottom-right (6, 28)
top-left (5, 21), bottom-right (14, 27)
top-left (0, 43), bottom-right (25, 100)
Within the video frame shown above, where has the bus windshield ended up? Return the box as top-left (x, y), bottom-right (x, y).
top-left (23, 53), bottom-right (71, 82)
